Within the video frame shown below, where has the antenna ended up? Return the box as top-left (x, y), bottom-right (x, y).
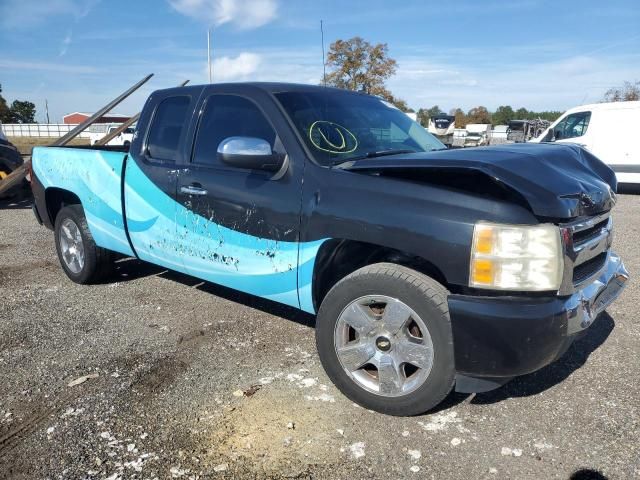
top-left (207, 29), bottom-right (213, 83)
top-left (320, 20), bottom-right (326, 86)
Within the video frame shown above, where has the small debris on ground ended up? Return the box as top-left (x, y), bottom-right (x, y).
top-left (501, 447), bottom-right (523, 457)
top-left (67, 373), bottom-right (99, 387)
top-left (408, 449), bottom-right (421, 460)
top-left (213, 463), bottom-right (228, 472)
top-left (348, 442), bottom-right (366, 459)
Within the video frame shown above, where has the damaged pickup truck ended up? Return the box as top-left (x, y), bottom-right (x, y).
top-left (31, 83), bottom-right (629, 415)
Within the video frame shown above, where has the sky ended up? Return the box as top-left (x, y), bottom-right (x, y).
top-left (0, 0), bottom-right (639, 123)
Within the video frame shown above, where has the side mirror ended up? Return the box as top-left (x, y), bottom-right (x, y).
top-left (217, 136), bottom-right (284, 172)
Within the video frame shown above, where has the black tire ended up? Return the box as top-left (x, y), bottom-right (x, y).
top-left (316, 263), bottom-right (455, 416)
top-left (54, 204), bottom-right (114, 284)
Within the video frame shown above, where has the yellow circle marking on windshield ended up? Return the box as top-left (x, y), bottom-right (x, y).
top-left (309, 121), bottom-right (358, 154)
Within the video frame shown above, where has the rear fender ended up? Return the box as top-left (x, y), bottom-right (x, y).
top-left (31, 147), bottom-right (134, 256)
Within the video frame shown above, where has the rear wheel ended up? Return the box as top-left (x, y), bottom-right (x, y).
top-left (316, 263), bottom-right (455, 416)
top-left (54, 205), bottom-right (114, 284)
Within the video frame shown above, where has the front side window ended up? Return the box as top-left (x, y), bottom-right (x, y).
top-left (146, 96), bottom-right (190, 161)
top-left (274, 90), bottom-right (444, 166)
top-left (553, 111), bottom-right (591, 140)
top-left (192, 95), bottom-right (277, 167)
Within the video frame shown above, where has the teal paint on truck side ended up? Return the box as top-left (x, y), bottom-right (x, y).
top-left (124, 159), bottom-right (327, 312)
top-left (31, 147), bottom-right (135, 257)
top-left (32, 147), bottom-right (326, 313)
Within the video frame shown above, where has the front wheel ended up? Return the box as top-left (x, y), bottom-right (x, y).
top-left (54, 205), bottom-right (114, 284)
top-left (316, 263), bottom-right (455, 416)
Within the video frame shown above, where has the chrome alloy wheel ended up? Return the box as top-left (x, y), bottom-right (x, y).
top-left (334, 295), bottom-right (434, 397)
top-left (59, 218), bottom-right (85, 274)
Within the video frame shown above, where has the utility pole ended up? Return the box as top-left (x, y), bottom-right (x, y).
top-left (207, 29), bottom-right (213, 83)
top-left (320, 20), bottom-right (326, 86)
top-left (45, 99), bottom-right (50, 124)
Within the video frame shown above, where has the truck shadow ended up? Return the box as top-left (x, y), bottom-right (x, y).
top-left (111, 257), bottom-right (316, 328)
top-left (436, 312), bottom-right (615, 411)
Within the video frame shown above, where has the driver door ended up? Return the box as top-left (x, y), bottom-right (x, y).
top-left (175, 90), bottom-right (304, 307)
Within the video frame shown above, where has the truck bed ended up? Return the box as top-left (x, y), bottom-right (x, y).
top-left (31, 146), bottom-right (134, 256)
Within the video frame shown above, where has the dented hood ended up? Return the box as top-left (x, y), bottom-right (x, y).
top-left (341, 143), bottom-right (617, 219)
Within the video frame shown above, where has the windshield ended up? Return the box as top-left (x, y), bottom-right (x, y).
top-left (275, 90), bottom-right (445, 166)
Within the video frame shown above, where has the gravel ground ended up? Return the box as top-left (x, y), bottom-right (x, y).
top-left (0, 190), bottom-right (638, 480)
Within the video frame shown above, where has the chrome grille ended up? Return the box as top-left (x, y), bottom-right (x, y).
top-left (559, 212), bottom-right (613, 295)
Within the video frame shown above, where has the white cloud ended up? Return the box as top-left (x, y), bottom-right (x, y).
top-left (211, 52), bottom-right (262, 81)
top-left (59, 30), bottom-right (73, 57)
top-left (0, 0), bottom-right (99, 29)
top-left (168, 0), bottom-right (278, 29)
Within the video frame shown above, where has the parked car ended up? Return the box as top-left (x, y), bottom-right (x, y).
top-left (88, 123), bottom-right (135, 147)
top-left (30, 83), bottom-right (628, 415)
top-left (531, 101), bottom-right (640, 185)
top-left (463, 123), bottom-right (491, 147)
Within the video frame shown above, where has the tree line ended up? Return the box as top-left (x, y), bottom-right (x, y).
top-left (416, 105), bottom-right (563, 128)
top-left (0, 84), bottom-right (37, 124)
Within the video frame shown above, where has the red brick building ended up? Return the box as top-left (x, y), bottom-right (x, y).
top-left (62, 112), bottom-right (131, 125)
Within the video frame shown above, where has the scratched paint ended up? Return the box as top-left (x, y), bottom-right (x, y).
top-left (32, 147), bottom-right (328, 313)
top-left (124, 159), bottom-right (327, 311)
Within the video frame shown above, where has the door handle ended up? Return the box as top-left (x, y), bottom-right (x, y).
top-left (180, 185), bottom-right (208, 196)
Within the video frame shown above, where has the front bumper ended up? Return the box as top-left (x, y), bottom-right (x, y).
top-left (448, 252), bottom-right (628, 388)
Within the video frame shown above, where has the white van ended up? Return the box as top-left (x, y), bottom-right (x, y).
top-left (531, 101), bottom-right (640, 185)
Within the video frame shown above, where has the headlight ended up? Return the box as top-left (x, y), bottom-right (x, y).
top-left (470, 222), bottom-right (563, 291)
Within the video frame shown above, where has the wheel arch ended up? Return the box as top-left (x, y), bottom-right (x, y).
top-left (44, 187), bottom-right (83, 226)
top-left (311, 238), bottom-right (449, 312)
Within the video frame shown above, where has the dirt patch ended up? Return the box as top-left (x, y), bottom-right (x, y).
top-left (0, 388), bottom-right (80, 465)
top-left (0, 260), bottom-right (57, 285)
top-left (208, 382), bottom-right (351, 475)
top-left (129, 356), bottom-right (190, 402)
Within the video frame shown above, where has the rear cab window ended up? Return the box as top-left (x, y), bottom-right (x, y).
top-left (146, 96), bottom-right (191, 162)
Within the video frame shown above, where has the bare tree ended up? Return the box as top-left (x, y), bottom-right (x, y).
top-left (604, 81), bottom-right (640, 102)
